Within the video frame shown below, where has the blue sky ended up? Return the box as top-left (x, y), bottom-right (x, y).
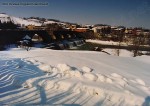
top-left (0, 0), bottom-right (150, 28)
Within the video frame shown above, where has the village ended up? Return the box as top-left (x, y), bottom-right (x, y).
top-left (21, 21), bottom-right (150, 46)
top-left (0, 14), bottom-right (150, 57)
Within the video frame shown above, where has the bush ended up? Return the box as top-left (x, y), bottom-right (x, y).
top-left (0, 45), bottom-right (5, 51)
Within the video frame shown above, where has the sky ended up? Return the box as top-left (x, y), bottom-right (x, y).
top-left (0, 0), bottom-right (150, 28)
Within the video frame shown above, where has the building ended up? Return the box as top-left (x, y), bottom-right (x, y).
top-left (26, 25), bottom-right (35, 30)
top-left (73, 28), bottom-right (90, 32)
top-left (92, 25), bottom-right (111, 34)
top-left (26, 25), bottom-right (47, 30)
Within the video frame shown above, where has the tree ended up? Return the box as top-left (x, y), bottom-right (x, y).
top-left (0, 20), bottom-right (2, 28)
top-left (116, 29), bottom-right (125, 56)
top-left (0, 21), bottom-right (18, 29)
top-left (132, 35), bottom-right (142, 57)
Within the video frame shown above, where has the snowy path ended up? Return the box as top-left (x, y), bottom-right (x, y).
top-left (0, 48), bottom-right (150, 105)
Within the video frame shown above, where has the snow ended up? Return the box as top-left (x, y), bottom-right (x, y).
top-left (135, 79), bottom-right (146, 86)
top-left (102, 49), bottom-right (133, 57)
top-left (11, 16), bottom-right (42, 26)
top-left (0, 14), bottom-right (10, 23)
top-left (23, 35), bottom-right (32, 40)
top-left (86, 39), bottom-right (137, 57)
top-left (0, 13), bottom-right (68, 27)
top-left (0, 13), bottom-right (9, 17)
top-left (83, 73), bottom-right (98, 81)
top-left (0, 48), bottom-right (150, 106)
top-left (38, 64), bottom-right (53, 73)
top-left (86, 39), bottom-right (127, 46)
top-left (43, 21), bottom-right (59, 24)
top-left (0, 13), bottom-right (42, 26)
top-left (27, 19), bottom-right (40, 23)
top-left (81, 66), bottom-right (93, 72)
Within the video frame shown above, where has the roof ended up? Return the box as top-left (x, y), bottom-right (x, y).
top-left (23, 35), bottom-right (31, 40)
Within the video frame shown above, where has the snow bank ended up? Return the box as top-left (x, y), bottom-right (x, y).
top-left (38, 64), bottom-right (53, 73)
top-left (81, 66), bottom-right (93, 72)
top-left (86, 39), bottom-right (117, 45)
top-left (102, 49), bottom-right (133, 57)
top-left (86, 39), bottom-right (126, 45)
top-left (83, 73), bottom-right (98, 81)
top-left (86, 40), bottom-right (135, 57)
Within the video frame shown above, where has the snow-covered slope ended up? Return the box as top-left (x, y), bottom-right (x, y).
top-left (0, 13), bottom-right (72, 27)
top-left (0, 13), bottom-right (11, 23)
top-left (43, 20), bottom-right (59, 25)
top-left (12, 17), bottom-right (42, 26)
top-left (0, 13), bottom-right (42, 26)
top-left (43, 21), bottom-right (68, 25)
top-left (0, 48), bottom-right (150, 106)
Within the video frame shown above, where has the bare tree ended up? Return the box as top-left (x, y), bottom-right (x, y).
top-left (132, 35), bottom-right (142, 57)
top-left (116, 30), bottom-right (124, 56)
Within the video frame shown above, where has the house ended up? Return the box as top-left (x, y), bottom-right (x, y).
top-left (26, 25), bottom-right (46, 30)
top-left (125, 28), bottom-right (133, 34)
top-left (26, 25), bottom-right (35, 30)
top-left (111, 27), bottom-right (125, 35)
top-left (92, 27), bottom-right (102, 33)
top-left (136, 29), bottom-right (143, 35)
top-left (143, 29), bottom-right (150, 36)
top-left (92, 25), bottom-right (111, 35)
top-left (73, 28), bottom-right (90, 32)
top-left (84, 24), bottom-right (93, 29)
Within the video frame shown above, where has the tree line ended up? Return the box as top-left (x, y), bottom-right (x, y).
top-left (0, 21), bottom-right (18, 29)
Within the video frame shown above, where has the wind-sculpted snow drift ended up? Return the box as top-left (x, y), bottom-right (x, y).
top-left (0, 49), bottom-right (150, 106)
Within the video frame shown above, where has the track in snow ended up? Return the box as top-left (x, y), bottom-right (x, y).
top-left (0, 54), bottom-right (43, 94)
top-left (0, 54), bottom-right (150, 106)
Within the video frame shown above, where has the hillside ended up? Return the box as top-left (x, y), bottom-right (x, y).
top-left (0, 13), bottom-right (41, 26)
top-left (0, 13), bottom-right (76, 27)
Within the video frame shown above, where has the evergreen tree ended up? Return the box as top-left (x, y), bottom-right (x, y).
top-left (0, 21), bottom-right (18, 29)
top-left (0, 20), bottom-right (2, 29)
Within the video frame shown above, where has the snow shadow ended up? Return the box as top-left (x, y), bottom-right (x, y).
top-left (142, 96), bottom-right (150, 106)
top-left (0, 57), bottom-right (44, 94)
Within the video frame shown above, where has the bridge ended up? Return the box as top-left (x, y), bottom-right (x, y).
top-left (0, 30), bottom-right (84, 45)
top-left (0, 30), bottom-right (52, 45)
